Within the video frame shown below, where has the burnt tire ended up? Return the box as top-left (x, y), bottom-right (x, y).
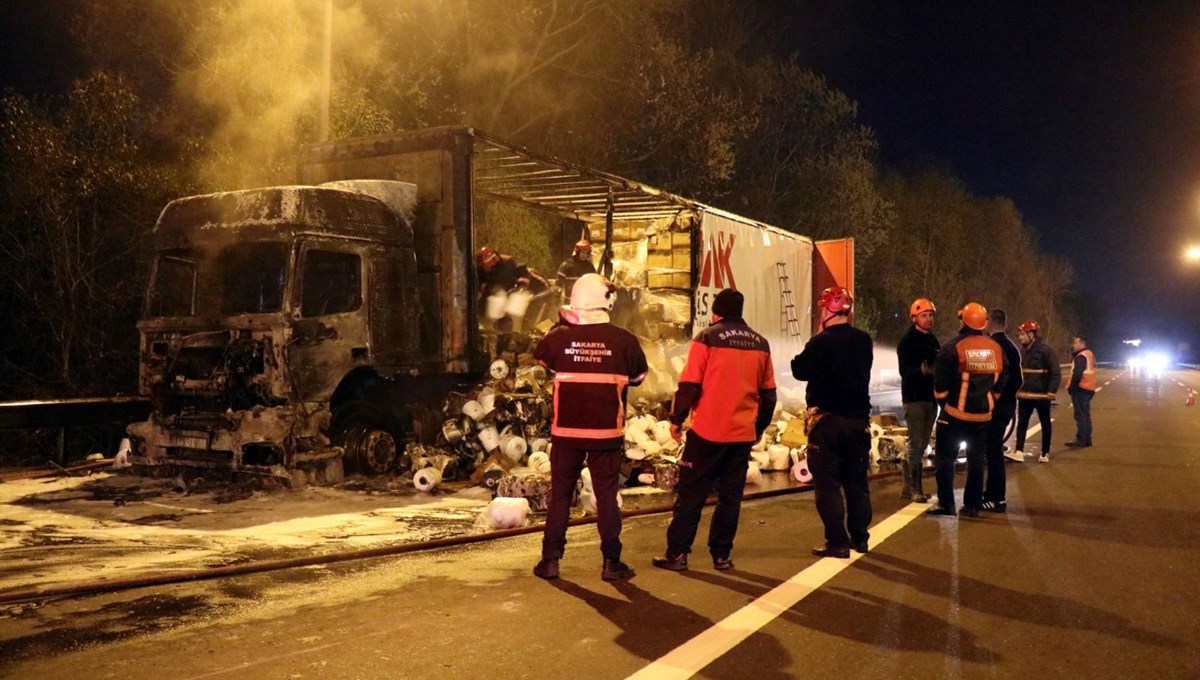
top-left (330, 400), bottom-right (401, 475)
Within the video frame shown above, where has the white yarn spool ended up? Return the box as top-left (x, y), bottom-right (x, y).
top-left (486, 291), bottom-right (507, 320)
top-left (767, 444), bottom-right (791, 471)
top-left (661, 438), bottom-right (680, 453)
top-left (528, 451), bottom-right (551, 474)
top-left (625, 447), bottom-right (647, 461)
top-left (632, 428), bottom-right (651, 445)
top-left (484, 497), bottom-right (530, 528)
top-left (653, 420), bottom-right (673, 445)
top-left (580, 467), bottom-right (593, 492)
top-left (503, 288), bottom-right (533, 317)
top-left (637, 472), bottom-right (655, 485)
top-left (531, 438), bottom-right (550, 453)
top-left (477, 426), bottom-right (500, 452)
top-left (750, 450), bottom-right (770, 469)
top-left (489, 359), bottom-right (510, 380)
top-left (479, 392), bottom-right (496, 415)
top-left (462, 400), bottom-right (485, 421)
top-left (641, 440), bottom-right (663, 457)
top-left (414, 467), bottom-right (443, 492)
top-left (500, 433), bottom-right (528, 462)
top-left (745, 461), bottom-right (762, 485)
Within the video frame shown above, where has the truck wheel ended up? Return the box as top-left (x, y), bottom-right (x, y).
top-left (331, 400), bottom-right (400, 475)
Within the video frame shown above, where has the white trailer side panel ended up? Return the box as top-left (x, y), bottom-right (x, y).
top-left (694, 211), bottom-right (813, 368)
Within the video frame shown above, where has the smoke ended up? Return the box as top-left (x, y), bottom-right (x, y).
top-left (177, 0), bottom-right (382, 190)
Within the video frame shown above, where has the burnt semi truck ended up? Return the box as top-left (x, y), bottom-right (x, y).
top-left (127, 127), bottom-right (852, 485)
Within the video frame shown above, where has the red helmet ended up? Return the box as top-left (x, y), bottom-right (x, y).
top-left (818, 286), bottom-right (853, 313)
top-left (1018, 320), bottom-right (1040, 333)
top-left (958, 302), bottom-right (988, 331)
top-left (909, 298), bottom-right (936, 318)
top-left (477, 246), bottom-right (499, 269)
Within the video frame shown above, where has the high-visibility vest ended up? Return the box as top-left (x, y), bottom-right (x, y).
top-left (1077, 349), bottom-right (1097, 391)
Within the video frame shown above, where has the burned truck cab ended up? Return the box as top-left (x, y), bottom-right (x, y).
top-left (129, 183), bottom-right (422, 484)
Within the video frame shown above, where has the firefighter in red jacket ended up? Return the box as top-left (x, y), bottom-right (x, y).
top-left (928, 302), bottom-right (1010, 518)
top-left (532, 274), bottom-right (648, 581)
top-left (651, 289), bottom-right (777, 572)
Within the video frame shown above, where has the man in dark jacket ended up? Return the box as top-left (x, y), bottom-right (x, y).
top-left (533, 274), bottom-right (648, 581)
top-left (652, 289), bottom-right (776, 572)
top-left (929, 302), bottom-right (1009, 518)
top-left (1065, 335), bottom-right (1097, 448)
top-left (555, 239), bottom-right (597, 298)
top-left (982, 309), bottom-right (1022, 512)
top-left (791, 287), bottom-right (874, 558)
top-left (896, 298), bottom-right (939, 502)
top-left (1013, 320), bottom-right (1061, 463)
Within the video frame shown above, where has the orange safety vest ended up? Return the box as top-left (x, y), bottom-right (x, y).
top-left (1076, 348), bottom-right (1097, 391)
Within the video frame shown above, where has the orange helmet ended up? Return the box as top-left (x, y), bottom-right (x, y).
top-left (958, 302), bottom-right (988, 331)
top-left (1018, 320), bottom-right (1040, 333)
top-left (477, 246), bottom-right (499, 269)
top-left (818, 286), bottom-right (853, 313)
top-left (573, 239), bottom-right (591, 253)
top-left (909, 298), bottom-right (936, 318)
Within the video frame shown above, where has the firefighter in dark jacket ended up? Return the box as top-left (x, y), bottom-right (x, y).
top-left (928, 302), bottom-right (1009, 518)
top-left (652, 289), bottom-right (776, 573)
top-left (896, 298), bottom-right (939, 502)
top-left (555, 239), bottom-right (597, 297)
top-left (532, 274), bottom-right (648, 581)
top-left (1065, 335), bottom-right (1097, 448)
top-left (791, 287), bottom-right (874, 558)
top-left (1013, 320), bottom-right (1061, 463)
top-left (982, 308), bottom-right (1022, 512)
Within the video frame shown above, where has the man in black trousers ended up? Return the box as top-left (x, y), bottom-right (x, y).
top-left (791, 287), bottom-right (874, 558)
top-left (983, 308), bottom-right (1021, 512)
top-left (652, 289), bottom-right (776, 572)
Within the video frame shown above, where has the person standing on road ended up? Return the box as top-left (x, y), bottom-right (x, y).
top-left (896, 298), bottom-right (940, 502)
top-left (532, 274), bottom-right (648, 582)
top-left (928, 302), bottom-right (1008, 518)
top-left (652, 289), bottom-right (776, 573)
top-left (791, 287), bottom-right (874, 558)
top-left (1013, 320), bottom-right (1061, 463)
top-left (1066, 335), bottom-right (1097, 448)
top-left (982, 309), bottom-right (1022, 513)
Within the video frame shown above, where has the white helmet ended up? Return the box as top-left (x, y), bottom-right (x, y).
top-left (569, 273), bottom-right (615, 311)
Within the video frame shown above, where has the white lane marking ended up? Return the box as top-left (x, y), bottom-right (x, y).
top-left (625, 503), bottom-right (928, 680)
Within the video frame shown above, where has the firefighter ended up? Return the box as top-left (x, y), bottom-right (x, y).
top-left (1065, 335), bottom-right (1097, 448)
top-left (982, 308), bottom-right (1022, 513)
top-left (896, 298), bottom-right (939, 502)
top-left (928, 302), bottom-right (1009, 518)
top-left (555, 239), bottom-right (597, 296)
top-left (791, 287), bottom-right (874, 558)
top-left (1013, 320), bottom-right (1061, 463)
top-left (532, 274), bottom-right (648, 581)
top-left (652, 289), bottom-right (776, 572)
top-left (477, 246), bottom-right (550, 331)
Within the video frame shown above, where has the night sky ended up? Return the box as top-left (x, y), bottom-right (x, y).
top-left (4, 1), bottom-right (1200, 351)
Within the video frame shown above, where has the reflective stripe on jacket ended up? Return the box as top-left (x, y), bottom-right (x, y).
top-left (534, 320), bottom-right (648, 447)
top-left (933, 330), bottom-right (1005, 423)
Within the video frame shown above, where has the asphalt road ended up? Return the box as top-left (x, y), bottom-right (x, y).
top-left (1, 367), bottom-right (1197, 680)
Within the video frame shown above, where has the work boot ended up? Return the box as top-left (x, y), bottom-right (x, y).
top-left (712, 555), bottom-right (735, 571)
top-left (533, 558), bottom-right (560, 580)
top-left (810, 543), bottom-right (851, 559)
top-left (959, 506), bottom-right (981, 519)
top-left (926, 504), bottom-right (956, 516)
top-left (851, 539), bottom-right (869, 554)
top-left (651, 553), bottom-right (689, 572)
top-left (602, 558), bottom-right (636, 581)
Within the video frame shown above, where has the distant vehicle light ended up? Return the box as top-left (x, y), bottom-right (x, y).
top-left (1145, 352), bottom-right (1169, 374)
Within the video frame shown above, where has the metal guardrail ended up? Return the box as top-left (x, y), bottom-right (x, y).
top-left (0, 396), bottom-right (151, 430)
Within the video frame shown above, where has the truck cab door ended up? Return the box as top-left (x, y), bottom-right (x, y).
top-left (288, 242), bottom-right (372, 402)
